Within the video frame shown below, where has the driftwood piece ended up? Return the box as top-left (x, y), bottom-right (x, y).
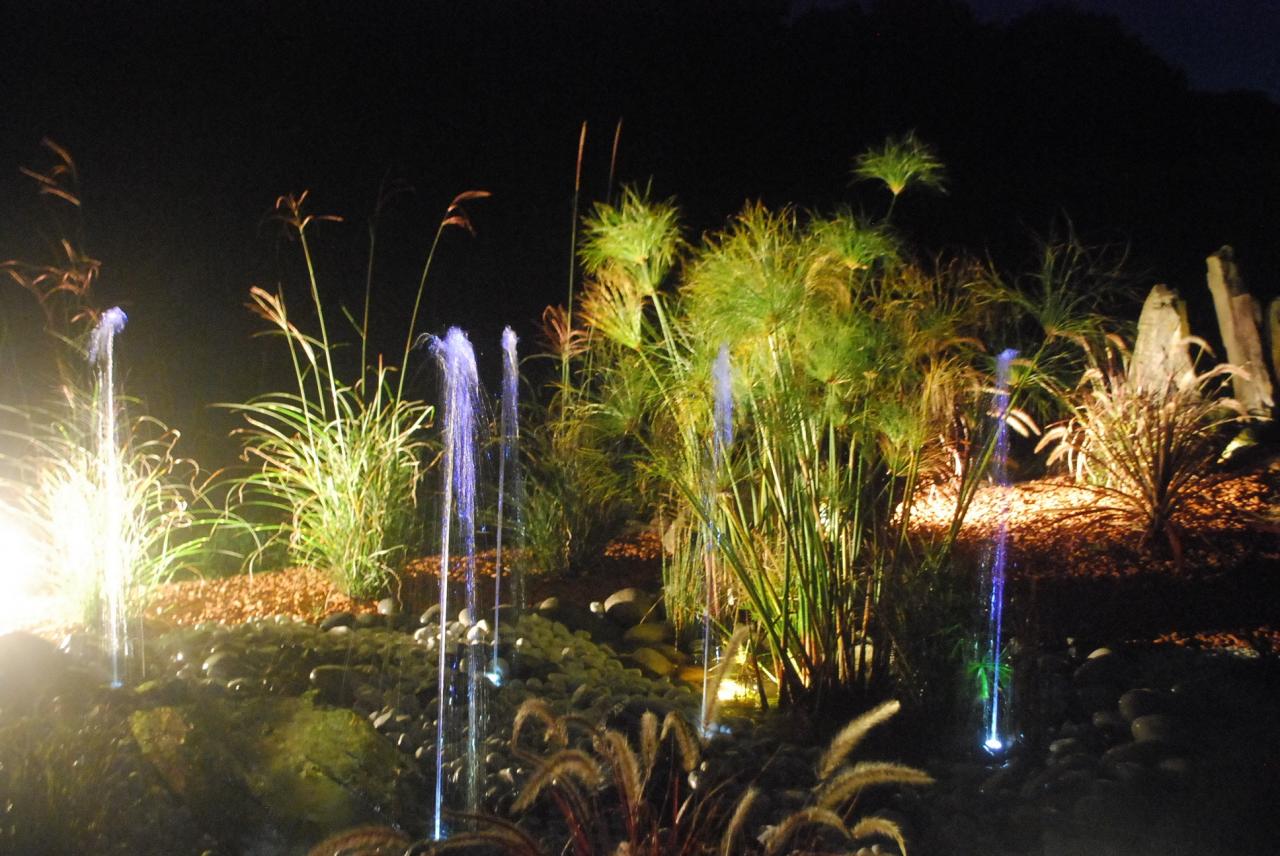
top-left (1206, 246), bottom-right (1274, 416)
top-left (1267, 297), bottom-right (1280, 389)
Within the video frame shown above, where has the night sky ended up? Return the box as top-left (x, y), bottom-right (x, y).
top-left (2, 0), bottom-right (1278, 467)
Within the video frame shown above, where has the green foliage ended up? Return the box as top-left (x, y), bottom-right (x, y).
top-left (228, 308), bottom-right (431, 598)
top-left (579, 186), bottom-right (683, 295)
top-left (521, 187), bottom-right (679, 577)
top-left (963, 644), bottom-right (1013, 704)
top-left (225, 190), bottom-right (484, 597)
top-left (851, 131), bottom-right (946, 216)
top-left (521, 414), bottom-right (631, 577)
top-left (567, 164), bottom-right (1007, 707)
top-left (533, 137), bottom-right (1131, 711)
top-left (996, 229), bottom-right (1137, 433)
top-left (1036, 337), bottom-right (1251, 565)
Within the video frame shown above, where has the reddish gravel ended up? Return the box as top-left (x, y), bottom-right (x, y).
top-left (140, 468), bottom-right (1279, 650)
top-left (145, 532), bottom-right (665, 630)
top-left (911, 469), bottom-right (1279, 580)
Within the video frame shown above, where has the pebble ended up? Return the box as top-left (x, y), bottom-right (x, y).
top-left (319, 611), bottom-right (355, 631)
top-left (73, 579), bottom-right (1272, 856)
top-left (1130, 713), bottom-right (1187, 745)
top-left (1117, 688), bottom-right (1167, 722)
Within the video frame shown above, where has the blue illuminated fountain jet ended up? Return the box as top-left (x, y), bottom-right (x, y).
top-left (983, 348), bottom-right (1018, 752)
top-left (430, 328), bottom-right (482, 839)
top-left (491, 326), bottom-right (520, 680)
top-left (89, 307), bottom-right (129, 688)
top-left (700, 343), bottom-right (733, 736)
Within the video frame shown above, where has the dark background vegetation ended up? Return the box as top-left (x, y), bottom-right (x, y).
top-left (2, 0), bottom-right (1277, 467)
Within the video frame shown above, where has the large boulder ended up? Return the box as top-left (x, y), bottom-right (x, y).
top-left (603, 587), bottom-right (660, 628)
top-left (0, 632), bottom-right (80, 714)
top-left (129, 693), bottom-right (425, 852)
top-left (1130, 284), bottom-right (1193, 394)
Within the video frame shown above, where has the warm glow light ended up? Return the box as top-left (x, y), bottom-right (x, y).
top-left (716, 676), bottom-right (753, 703)
top-left (0, 511), bottom-right (49, 635)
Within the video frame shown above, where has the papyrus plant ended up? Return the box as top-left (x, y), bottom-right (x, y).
top-left (569, 173), bottom-right (1004, 708)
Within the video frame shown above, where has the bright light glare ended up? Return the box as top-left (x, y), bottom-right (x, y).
top-left (0, 512), bottom-right (48, 635)
top-left (984, 736), bottom-right (1004, 753)
top-left (716, 676), bottom-right (753, 703)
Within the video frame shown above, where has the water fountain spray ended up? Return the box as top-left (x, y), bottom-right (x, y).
top-left (430, 328), bottom-right (482, 838)
top-left (491, 327), bottom-right (520, 681)
top-left (983, 348), bottom-right (1018, 752)
top-left (700, 343), bottom-right (733, 736)
top-left (89, 307), bottom-right (129, 687)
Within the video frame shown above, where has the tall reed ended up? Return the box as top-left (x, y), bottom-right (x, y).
top-left (226, 189), bottom-right (486, 597)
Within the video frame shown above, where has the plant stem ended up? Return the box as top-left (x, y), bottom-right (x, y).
top-left (561, 122), bottom-right (588, 417)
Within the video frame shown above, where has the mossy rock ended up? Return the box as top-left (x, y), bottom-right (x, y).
top-left (130, 694), bottom-right (424, 851)
top-left (623, 621), bottom-right (675, 646)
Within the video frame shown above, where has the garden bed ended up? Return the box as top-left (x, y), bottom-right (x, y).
top-left (143, 464), bottom-right (1280, 654)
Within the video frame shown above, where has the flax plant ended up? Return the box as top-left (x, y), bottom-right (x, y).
top-left (1036, 337), bottom-right (1250, 567)
top-left (227, 189), bottom-right (485, 597)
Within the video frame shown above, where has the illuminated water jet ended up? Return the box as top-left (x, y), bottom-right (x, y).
top-left (983, 347), bottom-right (1017, 753)
top-left (491, 326), bottom-right (520, 683)
top-left (700, 343), bottom-right (733, 737)
top-left (429, 327), bottom-right (482, 839)
top-left (90, 307), bottom-right (129, 687)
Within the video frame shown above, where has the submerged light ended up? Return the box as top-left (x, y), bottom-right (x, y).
top-left (715, 675), bottom-right (753, 703)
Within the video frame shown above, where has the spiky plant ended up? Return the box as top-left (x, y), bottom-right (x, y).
top-left (1036, 337), bottom-right (1250, 567)
top-left (996, 228), bottom-right (1137, 430)
top-left (504, 699), bottom-right (708, 856)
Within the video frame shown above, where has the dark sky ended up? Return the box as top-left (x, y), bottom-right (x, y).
top-left (2, 0), bottom-right (1278, 467)
top-left (967, 0), bottom-right (1280, 100)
